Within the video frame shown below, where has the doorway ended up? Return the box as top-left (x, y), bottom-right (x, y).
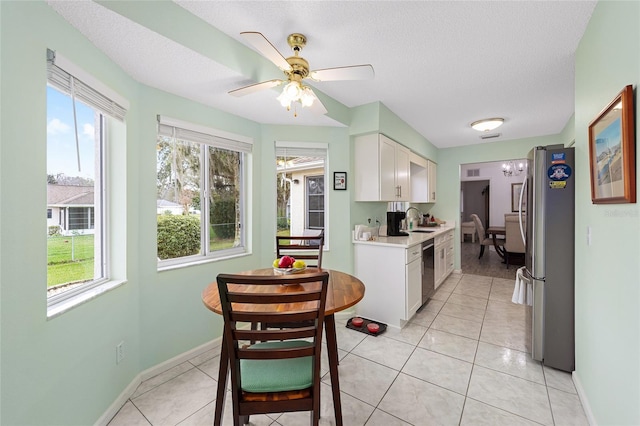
top-left (461, 180), bottom-right (489, 228)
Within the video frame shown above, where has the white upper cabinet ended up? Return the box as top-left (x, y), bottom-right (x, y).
top-left (427, 160), bottom-right (437, 203)
top-left (354, 133), bottom-right (410, 201)
top-left (410, 153), bottom-right (437, 203)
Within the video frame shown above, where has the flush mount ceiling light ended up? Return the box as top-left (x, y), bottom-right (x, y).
top-left (471, 118), bottom-right (504, 132)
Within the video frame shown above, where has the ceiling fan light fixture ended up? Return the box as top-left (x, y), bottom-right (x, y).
top-left (471, 118), bottom-right (504, 132)
top-left (276, 90), bottom-right (292, 108)
top-left (277, 81), bottom-right (316, 111)
top-left (300, 87), bottom-right (315, 107)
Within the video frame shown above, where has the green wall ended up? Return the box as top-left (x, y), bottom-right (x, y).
top-left (574, 1), bottom-right (640, 424)
top-left (1, 2), bottom-right (142, 424)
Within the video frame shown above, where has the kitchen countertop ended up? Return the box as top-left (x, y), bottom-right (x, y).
top-left (352, 224), bottom-right (456, 248)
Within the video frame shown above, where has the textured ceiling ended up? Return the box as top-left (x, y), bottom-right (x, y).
top-left (47, 0), bottom-right (597, 148)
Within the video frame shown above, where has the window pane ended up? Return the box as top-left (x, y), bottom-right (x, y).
top-left (306, 175), bottom-right (325, 230)
top-left (208, 146), bottom-right (241, 251)
top-left (156, 136), bottom-right (202, 260)
top-left (276, 154), bottom-right (325, 237)
top-left (46, 86), bottom-right (103, 293)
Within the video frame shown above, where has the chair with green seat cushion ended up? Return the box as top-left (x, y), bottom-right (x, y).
top-left (241, 341), bottom-right (313, 392)
top-left (217, 271), bottom-right (329, 426)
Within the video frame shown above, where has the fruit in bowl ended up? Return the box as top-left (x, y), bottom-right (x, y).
top-left (273, 256), bottom-right (306, 270)
top-left (278, 255), bottom-right (295, 268)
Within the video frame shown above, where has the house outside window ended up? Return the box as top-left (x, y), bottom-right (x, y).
top-left (156, 116), bottom-right (252, 267)
top-left (275, 142), bottom-right (328, 246)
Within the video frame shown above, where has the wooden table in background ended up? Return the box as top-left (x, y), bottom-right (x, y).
top-left (487, 226), bottom-right (507, 259)
top-left (202, 268), bottom-right (365, 426)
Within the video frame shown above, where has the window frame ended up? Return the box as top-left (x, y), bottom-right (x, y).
top-left (46, 50), bottom-right (128, 318)
top-left (274, 142), bottom-right (329, 250)
top-left (156, 116), bottom-right (252, 270)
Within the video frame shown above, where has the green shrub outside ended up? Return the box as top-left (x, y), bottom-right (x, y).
top-left (210, 194), bottom-right (236, 239)
top-left (277, 217), bottom-right (289, 231)
top-left (157, 214), bottom-right (201, 259)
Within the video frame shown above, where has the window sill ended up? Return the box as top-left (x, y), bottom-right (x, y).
top-left (47, 279), bottom-right (127, 320)
top-left (157, 251), bottom-right (251, 273)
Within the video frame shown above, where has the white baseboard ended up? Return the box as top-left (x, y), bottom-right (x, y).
top-left (94, 375), bottom-right (141, 426)
top-left (94, 337), bottom-right (222, 426)
top-left (139, 337), bottom-right (222, 382)
top-left (573, 371), bottom-right (597, 425)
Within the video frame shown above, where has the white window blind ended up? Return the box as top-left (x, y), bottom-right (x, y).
top-left (46, 49), bottom-right (128, 121)
top-left (275, 142), bottom-right (328, 158)
top-left (158, 116), bottom-right (252, 153)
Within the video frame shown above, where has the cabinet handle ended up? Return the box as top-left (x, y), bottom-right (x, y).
top-left (432, 191), bottom-right (436, 200)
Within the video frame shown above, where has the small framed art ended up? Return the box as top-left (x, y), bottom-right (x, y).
top-left (334, 172), bottom-right (347, 190)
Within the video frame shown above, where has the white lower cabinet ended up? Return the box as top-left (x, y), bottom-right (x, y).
top-left (406, 246), bottom-right (423, 317)
top-left (434, 230), bottom-right (454, 289)
top-left (354, 243), bottom-right (423, 328)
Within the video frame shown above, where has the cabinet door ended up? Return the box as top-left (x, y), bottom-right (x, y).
top-left (427, 160), bottom-right (437, 202)
top-left (434, 245), bottom-right (446, 289)
top-left (379, 135), bottom-right (397, 200)
top-left (395, 144), bottom-right (411, 201)
top-left (445, 243), bottom-right (454, 276)
top-left (406, 257), bottom-right (422, 319)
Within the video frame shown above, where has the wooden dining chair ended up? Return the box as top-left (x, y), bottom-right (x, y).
top-left (216, 271), bottom-right (330, 426)
top-left (276, 229), bottom-right (324, 268)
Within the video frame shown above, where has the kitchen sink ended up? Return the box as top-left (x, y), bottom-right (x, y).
top-left (412, 229), bottom-right (435, 233)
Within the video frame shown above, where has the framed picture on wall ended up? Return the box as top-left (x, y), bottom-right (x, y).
top-left (511, 182), bottom-right (526, 212)
top-left (588, 85), bottom-right (636, 204)
top-left (333, 172), bottom-right (347, 190)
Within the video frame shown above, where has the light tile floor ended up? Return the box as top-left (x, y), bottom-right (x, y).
top-left (108, 273), bottom-right (589, 426)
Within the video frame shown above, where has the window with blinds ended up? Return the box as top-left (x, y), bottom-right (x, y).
top-left (157, 116), bottom-right (252, 266)
top-left (275, 142), bottom-right (328, 245)
top-left (46, 49), bottom-right (128, 311)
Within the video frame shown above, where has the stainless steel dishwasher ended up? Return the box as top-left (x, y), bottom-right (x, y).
top-left (419, 241), bottom-right (435, 308)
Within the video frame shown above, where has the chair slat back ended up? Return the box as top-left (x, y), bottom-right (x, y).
top-left (217, 271), bottom-right (329, 360)
top-left (276, 230), bottom-right (324, 268)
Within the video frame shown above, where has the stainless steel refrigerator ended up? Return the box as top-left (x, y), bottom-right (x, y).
top-left (521, 145), bottom-right (575, 372)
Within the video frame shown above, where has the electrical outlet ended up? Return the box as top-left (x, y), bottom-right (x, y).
top-left (116, 341), bottom-right (125, 364)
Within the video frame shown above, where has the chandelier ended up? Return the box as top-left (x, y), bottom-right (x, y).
top-left (502, 160), bottom-right (524, 177)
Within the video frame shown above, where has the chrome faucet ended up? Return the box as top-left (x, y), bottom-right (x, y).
top-left (405, 206), bottom-right (423, 226)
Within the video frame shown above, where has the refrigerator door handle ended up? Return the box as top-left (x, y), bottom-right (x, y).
top-left (518, 176), bottom-right (527, 245)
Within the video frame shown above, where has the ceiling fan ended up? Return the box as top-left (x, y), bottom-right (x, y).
top-left (229, 32), bottom-right (374, 115)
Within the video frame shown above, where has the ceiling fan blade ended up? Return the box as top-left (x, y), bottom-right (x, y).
top-left (240, 32), bottom-right (292, 72)
top-left (228, 79), bottom-right (283, 97)
top-left (306, 88), bottom-right (328, 115)
top-left (309, 64), bottom-right (375, 82)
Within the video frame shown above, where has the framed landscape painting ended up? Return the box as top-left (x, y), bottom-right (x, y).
top-left (588, 85), bottom-right (636, 204)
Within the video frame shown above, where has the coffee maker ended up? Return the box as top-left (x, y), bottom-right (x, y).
top-left (387, 211), bottom-right (408, 236)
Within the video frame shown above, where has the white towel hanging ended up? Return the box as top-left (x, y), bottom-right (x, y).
top-left (512, 266), bottom-right (533, 305)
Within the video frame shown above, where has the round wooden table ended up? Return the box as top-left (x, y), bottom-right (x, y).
top-left (202, 268), bottom-right (365, 426)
